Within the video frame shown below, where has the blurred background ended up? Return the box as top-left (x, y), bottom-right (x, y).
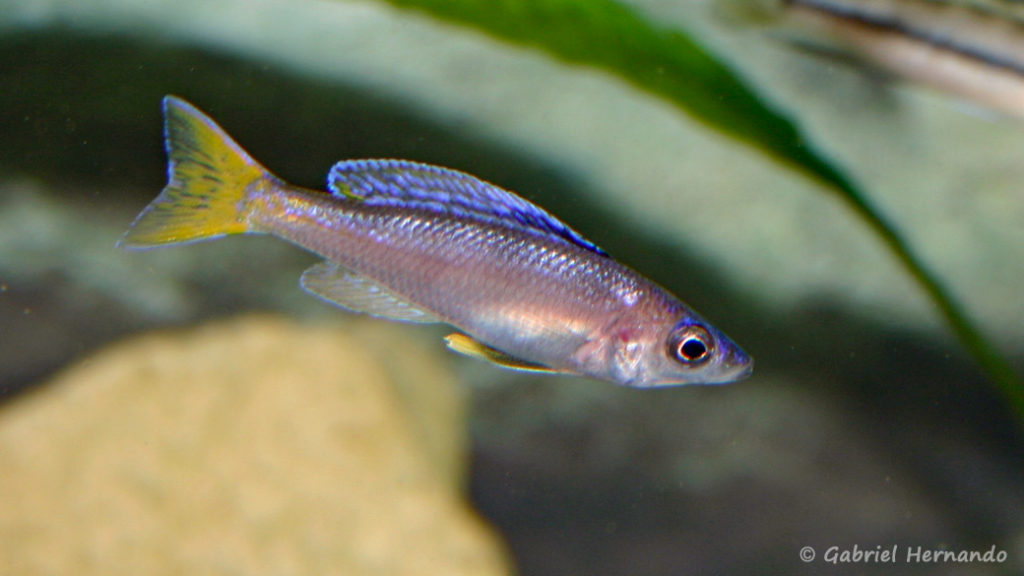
top-left (1, 0), bottom-right (1022, 574)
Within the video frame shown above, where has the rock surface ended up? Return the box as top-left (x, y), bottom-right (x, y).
top-left (0, 316), bottom-right (511, 576)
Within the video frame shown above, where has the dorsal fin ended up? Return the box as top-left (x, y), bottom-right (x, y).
top-left (327, 159), bottom-right (608, 256)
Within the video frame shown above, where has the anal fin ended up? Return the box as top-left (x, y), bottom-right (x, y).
top-left (444, 333), bottom-right (557, 373)
top-left (300, 262), bottom-right (440, 324)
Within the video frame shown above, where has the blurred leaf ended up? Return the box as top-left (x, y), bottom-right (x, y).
top-left (380, 0), bottom-right (1023, 416)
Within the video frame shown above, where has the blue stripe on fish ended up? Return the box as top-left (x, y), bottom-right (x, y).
top-left (327, 159), bottom-right (609, 256)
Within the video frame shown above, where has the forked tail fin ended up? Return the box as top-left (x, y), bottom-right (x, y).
top-left (118, 96), bottom-right (270, 249)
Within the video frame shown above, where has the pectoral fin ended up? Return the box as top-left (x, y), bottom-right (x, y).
top-left (444, 333), bottom-right (558, 373)
top-left (300, 262), bottom-right (440, 324)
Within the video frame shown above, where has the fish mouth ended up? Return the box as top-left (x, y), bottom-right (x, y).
top-left (720, 344), bottom-right (753, 381)
top-left (703, 346), bottom-right (754, 385)
top-left (729, 357), bottom-right (754, 382)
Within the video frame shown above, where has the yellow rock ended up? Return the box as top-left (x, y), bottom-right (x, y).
top-left (0, 316), bottom-right (511, 576)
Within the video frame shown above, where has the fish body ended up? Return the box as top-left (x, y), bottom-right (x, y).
top-left (120, 96), bottom-right (752, 387)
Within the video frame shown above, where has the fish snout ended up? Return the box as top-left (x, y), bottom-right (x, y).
top-left (717, 343), bottom-right (753, 383)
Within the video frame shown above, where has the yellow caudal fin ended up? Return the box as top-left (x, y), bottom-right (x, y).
top-left (118, 96), bottom-right (270, 249)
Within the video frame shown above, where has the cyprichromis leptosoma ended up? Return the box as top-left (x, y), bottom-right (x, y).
top-left (120, 96), bottom-right (753, 387)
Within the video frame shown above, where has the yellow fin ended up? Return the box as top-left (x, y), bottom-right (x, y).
top-left (443, 333), bottom-right (557, 373)
top-left (118, 96), bottom-right (270, 248)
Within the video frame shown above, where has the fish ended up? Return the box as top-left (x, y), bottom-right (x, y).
top-left (119, 96), bottom-right (753, 387)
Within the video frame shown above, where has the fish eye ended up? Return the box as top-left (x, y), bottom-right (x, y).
top-left (668, 325), bottom-right (713, 365)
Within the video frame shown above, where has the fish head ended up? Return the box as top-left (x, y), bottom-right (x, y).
top-left (615, 315), bottom-right (753, 388)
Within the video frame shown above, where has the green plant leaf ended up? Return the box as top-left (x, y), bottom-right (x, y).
top-left (380, 0), bottom-right (1023, 416)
